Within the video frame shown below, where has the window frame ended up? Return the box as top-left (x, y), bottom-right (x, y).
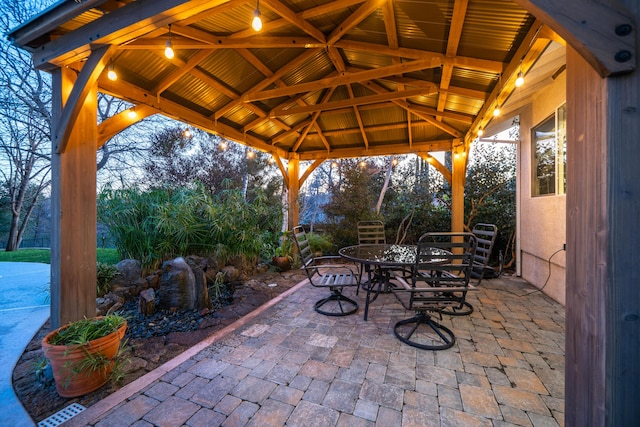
top-left (532, 102), bottom-right (566, 197)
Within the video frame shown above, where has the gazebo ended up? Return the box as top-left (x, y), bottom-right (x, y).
top-left (8, 0), bottom-right (639, 424)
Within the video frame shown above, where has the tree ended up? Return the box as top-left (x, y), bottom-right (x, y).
top-left (464, 141), bottom-right (517, 267)
top-left (142, 127), bottom-right (282, 201)
top-left (0, 0), bottom-right (56, 250)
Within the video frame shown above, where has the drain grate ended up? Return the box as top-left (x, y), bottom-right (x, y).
top-left (38, 403), bottom-right (86, 427)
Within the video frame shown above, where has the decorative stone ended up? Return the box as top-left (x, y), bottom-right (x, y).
top-left (221, 265), bottom-right (241, 283)
top-left (139, 288), bottom-right (156, 316)
top-left (157, 257), bottom-right (210, 310)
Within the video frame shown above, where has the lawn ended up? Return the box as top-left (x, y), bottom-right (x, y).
top-left (0, 248), bottom-right (120, 264)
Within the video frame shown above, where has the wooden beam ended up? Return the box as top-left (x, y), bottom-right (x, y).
top-left (98, 77), bottom-right (290, 158)
top-left (270, 87), bottom-right (437, 116)
top-left (214, 48), bottom-right (321, 120)
top-left (334, 40), bottom-right (505, 73)
top-left (32, 0), bottom-right (229, 69)
top-left (295, 139), bottom-right (454, 161)
top-left (272, 155), bottom-right (288, 188)
top-left (512, 0), bottom-right (636, 76)
top-left (245, 59), bottom-right (440, 101)
top-left (97, 105), bottom-right (157, 148)
top-left (153, 49), bottom-right (213, 95)
top-left (418, 153), bottom-right (451, 184)
top-left (55, 44), bottom-right (116, 153)
top-left (327, 0), bottom-right (387, 45)
top-left (299, 158), bottom-right (325, 187)
top-left (465, 20), bottom-right (547, 144)
top-left (263, 0), bottom-right (326, 43)
top-left (8, 0), bottom-right (107, 47)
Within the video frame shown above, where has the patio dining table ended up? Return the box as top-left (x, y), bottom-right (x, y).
top-left (339, 244), bottom-right (450, 320)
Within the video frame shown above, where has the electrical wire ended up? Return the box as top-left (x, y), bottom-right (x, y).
top-left (522, 247), bottom-right (565, 296)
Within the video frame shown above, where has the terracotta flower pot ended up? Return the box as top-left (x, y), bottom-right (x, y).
top-left (42, 318), bottom-right (127, 397)
top-left (272, 256), bottom-right (291, 271)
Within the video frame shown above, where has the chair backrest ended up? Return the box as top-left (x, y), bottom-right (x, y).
top-left (292, 225), bottom-right (315, 277)
top-left (415, 232), bottom-right (477, 288)
top-left (470, 223), bottom-right (498, 280)
top-left (357, 220), bottom-right (386, 245)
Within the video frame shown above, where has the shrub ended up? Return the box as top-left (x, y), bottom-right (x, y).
top-left (96, 262), bottom-right (119, 297)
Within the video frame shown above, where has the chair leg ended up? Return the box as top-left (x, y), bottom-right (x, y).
top-left (438, 301), bottom-right (474, 316)
top-left (393, 311), bottom-right (456, 350)
top-left (314, 288), bottom-right (358, 317)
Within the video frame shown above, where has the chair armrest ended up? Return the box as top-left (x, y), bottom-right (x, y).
top-left (304, 263), bottom-right (359, 277)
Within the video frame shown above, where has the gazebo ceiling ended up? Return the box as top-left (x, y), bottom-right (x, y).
top-left (10, 0), bottom-right (558, 161)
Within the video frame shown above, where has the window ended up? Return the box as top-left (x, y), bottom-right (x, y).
top-left (533, 103), bottom-right (566, 196)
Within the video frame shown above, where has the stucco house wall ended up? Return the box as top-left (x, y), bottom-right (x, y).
top-left (517, 72), bottom-right (567, 305)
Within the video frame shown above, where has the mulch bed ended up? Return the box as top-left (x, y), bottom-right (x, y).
top-left (12, 269), bottom-right (308, 423)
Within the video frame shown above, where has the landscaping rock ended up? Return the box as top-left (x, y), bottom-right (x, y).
top-left (157, 257), bottom-right (209, 310)
top-left (138, 288), bottom-right (156, 316)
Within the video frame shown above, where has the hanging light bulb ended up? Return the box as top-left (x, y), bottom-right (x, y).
top-left (165, 38), bottom-right (174, 59)
top-left (184, 129), bottom-right (192, 138)
top-left (247, 150), bottom-right (256, 159)
top-left (219, 141), bottom-right (228, 151)
top-left (515, 71), bottom-right (524, 88)
top-left (164, 24), bottom-right (175, 59)
top-left (127, 107), bottom-right (137, 119)
top-left (359, 160), bottom-right (367, 169)
top-left (107, 63), bottom-right (117, 81)
top-left (477, 129), bottom-right (484, 137)
top-left (493, 106), bottom-right (501, 117)
top-left (252, 0), bottom-right (262, 32)
top-left (331, 161), bottom-right (338, 168)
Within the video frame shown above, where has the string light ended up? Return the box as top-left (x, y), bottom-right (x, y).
top-left (107, 63), bottom-right (117, 81)
top-left (268, 156), bottom-right (275, 164)
top-left (359, 160), bottom-right (367, 169)
top-left (392, 157), bottom-right (398, 166)
top-left (247, 150), bottom-right (256, 159)
top-left (219, 141), bottom-right (228, 151)
top-left (252, 0), bottom-right (262, 31)
top-left (515, 71), bottom-right (524, 88)
top-left (493, 106), bottom-right (501, 117)
top-left (127, 107), bottom-right (137, 119)
top-left (331, 161), bottom-right (338, 168)
top-left (164, 24), bottom-right (175, 59)
top-left (477, 129), bottom-right (484, 137)
top-left (184, 129), bottom-right (192, 138)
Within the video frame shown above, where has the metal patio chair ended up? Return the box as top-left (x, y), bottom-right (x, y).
top-left (293, 225), bottom-right (359, 316)
top-left (391, 232), bottom-right (477, 350)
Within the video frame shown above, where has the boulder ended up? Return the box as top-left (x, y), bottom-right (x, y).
top-left (138, 288), bottom-right (156, 316)
top-left (157, 257), bottom-right (210, 310)
top-left (184, 256), bottom-right (211, 309)
top-left (113, 259), bottom-right (142, 285)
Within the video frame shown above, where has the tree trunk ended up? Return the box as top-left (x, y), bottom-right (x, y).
top-left (375, 157), bottom-right (393, 214)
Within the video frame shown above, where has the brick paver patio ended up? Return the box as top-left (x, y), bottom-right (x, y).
top-left (68, 275), bottom-right (565, 427)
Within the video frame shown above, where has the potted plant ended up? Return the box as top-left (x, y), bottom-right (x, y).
top-left (272, 230), bottom-right (295, 271)
top-left (42, 314), bottom-right (127, 397)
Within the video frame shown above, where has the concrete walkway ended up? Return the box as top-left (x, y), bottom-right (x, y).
top-left (68, 275), bottom-right (565, 427)
top-left (0, 262), bottom-right (50, 427)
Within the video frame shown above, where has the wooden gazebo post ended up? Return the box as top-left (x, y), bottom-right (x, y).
top-left (451, 140), bottom-right (466, 233)
top-left (50, 66), bottom-right (99, 328)
top-left (286, 158), bottom-right (300, 230)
